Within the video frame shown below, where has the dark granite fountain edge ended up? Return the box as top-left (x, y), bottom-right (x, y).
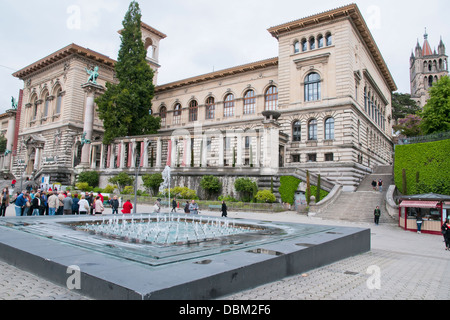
top-left (0, 219), bottom-right (370, 300)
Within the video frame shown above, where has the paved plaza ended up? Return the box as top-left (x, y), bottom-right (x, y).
top-left (0, 204), bottom-right (449, 300)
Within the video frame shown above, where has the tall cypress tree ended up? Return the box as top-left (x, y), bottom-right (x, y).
top-left (96, 1), bottom-right (160, 144)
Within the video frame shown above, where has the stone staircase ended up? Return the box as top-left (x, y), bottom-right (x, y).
top-left (316, 165), bottom-right (397, 224)
top-left (258, 176), bottom-right (281, 199)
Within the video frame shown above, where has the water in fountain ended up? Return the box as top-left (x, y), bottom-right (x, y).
top-left (79, 214), bottom-right (252, 245)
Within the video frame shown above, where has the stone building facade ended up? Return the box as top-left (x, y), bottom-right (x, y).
top-left (11, 4), bottom-right (397, 194)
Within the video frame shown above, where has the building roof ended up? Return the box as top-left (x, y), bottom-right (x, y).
top-left (267, 3), bottom-right (397, 92)
top-left (12, 44), bottom-right (116, 79)
top-left (422, 32), bottom-right (434, 56)
top-left (154, 57), bottom-right (279, 93)
top-left (400, 193), bottom-right (450, 201)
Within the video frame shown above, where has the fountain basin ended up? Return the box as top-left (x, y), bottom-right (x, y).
top-left (0, 214), bottom-right (370, 300)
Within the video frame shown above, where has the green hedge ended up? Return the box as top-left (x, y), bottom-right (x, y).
top-left (394, 139), bottom-right (450, 195)
top-left (279, 176), bottom-right (301, 205)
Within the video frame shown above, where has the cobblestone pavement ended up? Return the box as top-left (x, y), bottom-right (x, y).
top-left (0, 205), bottom-right (449, 300)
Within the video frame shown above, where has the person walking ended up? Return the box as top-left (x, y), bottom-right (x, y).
top-left (184, 201), bottom-right (190, 214)
top-left (121, 199), bottom-right (133, 214)
top-left (171, 197), bottom-right (177, 213)
top-left (371, 180), bottom-right (377, 191)
top-left (221, 201), bottom-right (228, 218)
top-left (189, 200), bottom-right (199, 215)
top-left (374, 206), bottom-right (381, 225)
top-left (378, 179), bottom-right (383, 192)
top-left (416, 212), bottom-right (424, 234)
top-left (78, 195), bottom-right (90, 215)
top-left (23, 192), bottom-right (32, 216)
top-left (442, 219), bottom-right (450, 251)
top-left (94, 196), bottom-right (104, 215)
top-left (72, 194), bottom-right (80, 215)
top-left (110, 195), bottom-right (119, 214)
top-left (31, 193), bottom-right (42, 216)
top-left (63, 193), bottom-right (73, 215)
top-left (14, 191), bottom-right (27, 217)
top-left (57, 191), bottom-right (65, 215)
top-left (47, 191), bottom-right (58, 216)
top-left (0, 188), bottom-right (10, 217)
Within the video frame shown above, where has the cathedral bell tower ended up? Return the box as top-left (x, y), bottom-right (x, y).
top-left (410, 29), bottom-right (449, 107)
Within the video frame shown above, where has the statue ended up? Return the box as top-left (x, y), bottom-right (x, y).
top-left (80, 132), bottom-right (91, 147)
top-left (11, 96), bottom-right (18, 109)
top-left (85, 66), bottom-right (99, 84)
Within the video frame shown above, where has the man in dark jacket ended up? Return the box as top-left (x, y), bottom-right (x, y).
top-left (374, 206), bottom-right (381, 225)
top-left (110, 195), bottom-right (119, 214)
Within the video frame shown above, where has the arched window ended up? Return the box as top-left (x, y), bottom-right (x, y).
top-left (244, 90), bottom-right (256, 115)
top-left (305, 73), bottom-right (321, 102)
top-left (160, 106), bottom-right (167, 126)
top-left (43, 92), bottom-right (50, 118)
top-left (265, 86), bottom-right (278, 111)
top-left (173, 103), bottom-right (182, 125)
top-left (294, 41), bottom-right (300, 54)
top-left (205, 97), bottom-right (215, 120)
top-left (309, 37), bottom-right (316, 50)
top-left (325, 117), bottom-right (335, 140)
top-left (308, 119), bottom-right (318, 141)
top-left (55, 87), bottom-right (63, 115)
top-left (428, 76), bottom-right (433, 88)
top-left (326, 33), bottom-right (332, 46)
top-left (189, 100), bottom-right (198, 122)
top-left (318, 35), bottom-right (324, 48)
top-left (364, 87), bottom-right (367, 112)
top-left (292, 121), bottom-right (301, 142)
top-left (224, 93), bottom-right (235, 118)
top-left (301, 39), bottom-right (307, 52)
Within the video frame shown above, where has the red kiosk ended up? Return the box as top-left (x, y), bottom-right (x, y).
top-left (399, 193), bottom-right (450, 235)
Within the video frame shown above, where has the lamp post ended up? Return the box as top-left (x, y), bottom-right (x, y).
top-left (133, 141), bottom-right (150, 214)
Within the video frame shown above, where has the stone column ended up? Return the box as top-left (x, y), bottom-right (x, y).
top-left (79, 83), bottom-right (104, 168)
top-left (156, 137), bottom-right (162, 167)
top-left (143, 139), bottom-right (149, 168)
top-left (236, 133), bottom-right (243, 167)
top-left (130, 139), bottom-right (137, 169)
top-left (4, 109), bottom-right (17, 171)
top-left (255, 132), bottom-right (261, 168)
top-left (218, 134), bottom-right (224, 167)
top-left (261, 111), bottom-right (281, 174)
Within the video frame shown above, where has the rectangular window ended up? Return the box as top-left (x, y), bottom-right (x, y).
top-left (308, 154), bottom-right (317, 162)
top-left (292, 155), bottom-right (301, 163)
top-left (325, 153), bottom-right (334, 162)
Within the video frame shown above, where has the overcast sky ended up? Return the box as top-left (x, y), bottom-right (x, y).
top-left (0, 0), bottom-right (448, 114)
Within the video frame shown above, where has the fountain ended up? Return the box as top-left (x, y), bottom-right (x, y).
top-left (0, 212), bottom-right (370, 300)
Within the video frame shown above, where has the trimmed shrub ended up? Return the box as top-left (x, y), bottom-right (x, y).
top-left (279, 176), bottom-right (301, 205)
top-left (255, 190), bottom-right (276, 203)
top-left (395, 140), bottom-right (450, 195)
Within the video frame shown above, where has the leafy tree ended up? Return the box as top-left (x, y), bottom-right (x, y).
top-left (391, 92), bottom-right (420, 121)
top-left (393, 114), bottom-right (423, 137)
top-left (200, 175), bottom-right (222, 199)
top-left (109, 172), bottom-right (134, 193)
top-left (234, 178), bottom-right (257, 202)
top-left (420, 76), bottom-right (450, 135)
top-left (77, 171), bottom-right (100, 188)
top-left (142, 173), bottom-right (163, 196)
top-left (95, 1), bottom-right (160, 144)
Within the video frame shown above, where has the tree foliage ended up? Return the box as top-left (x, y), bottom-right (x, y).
top-left (393, 114), bottom-right (423, 137)
top-left (391, 92), bottom-right (420, 121)
top-left (77, 171), bottom-right (100, 188)
top-left (109, 172), bottom-right (134, 193)
top-left (142, 173), bottom-right (164, 196)
top-left (95, 1), bottom-right (160, 144)
top-left (234, 178), bottom-right (257, 202)
top-left (419, 76), bottom-right (450, 135)
top-left (200, 175), bottom-right (222, 200)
